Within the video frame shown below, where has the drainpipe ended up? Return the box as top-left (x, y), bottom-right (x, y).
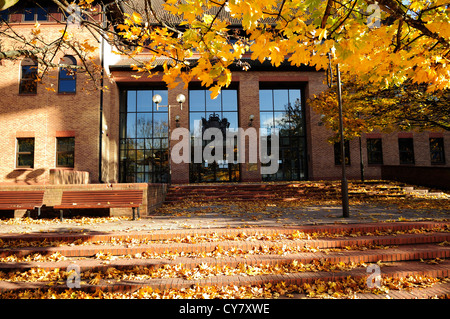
top-left (98, 3), bottom-right (106, 183)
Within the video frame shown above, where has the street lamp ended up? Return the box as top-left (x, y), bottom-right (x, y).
top-left (327, 52), bottom-right (350, 218)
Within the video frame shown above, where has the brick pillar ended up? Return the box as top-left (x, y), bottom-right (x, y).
top-left (239, 73), bottom-right (262, 182)
top-left (168, 85), bottom-right (190, 184)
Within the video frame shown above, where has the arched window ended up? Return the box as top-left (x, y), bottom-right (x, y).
top-left (58, 55), bottom-right (77, 93)
top-left (19, 58), bottom-right (38, 94)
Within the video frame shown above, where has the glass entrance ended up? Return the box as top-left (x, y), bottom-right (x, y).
top-left (189, 88), bottom-right (240, 182)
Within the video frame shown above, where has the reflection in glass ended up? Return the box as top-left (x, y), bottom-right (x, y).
top-left (120, 89), bottom-right (169, 183)
top-left (273, 90), bottom-right (289, 110)
top-left (222, 90), bottom-right (238, 111)
top-left (137, 91), bottom-right (153, 112)
top-left (189, 90), bottom-right (205, 112)
top-left (127, 91), bottom-right (136, 112)
top-left (56, 137), bottom-right (75, 167)
top-left (206, 92), bottom-right (221, 112)
top-left (259, 90), bottom-right (273, 111)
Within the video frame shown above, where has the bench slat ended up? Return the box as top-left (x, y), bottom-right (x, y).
top-left (54, 190), bottom-right (143, 210)
top-left (0, 191), bottom-right (45, 210)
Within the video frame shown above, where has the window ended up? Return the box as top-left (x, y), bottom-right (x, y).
top-left (23, 7), bottom-right (48, 21)
top-left (16, 138), bottom-right (35, 168)
top-left (119, 89), bottom-right (170, 183)
top-left (56, 137), bottom-right (75, 167)
top-left (430, 138), bottom-right (445, 164)
top-left (367, 138), bottom-right (383, 164)
top-left (334, 140), bottom-right (351, 165)
top-left (259, 85), bottom-right (307, 181)
top-left (398, 138), bottom-right (415, 164)
top-left (19, 58), bottom-right (38, 94)
top-left (58, 56), bottom-right (77, 93)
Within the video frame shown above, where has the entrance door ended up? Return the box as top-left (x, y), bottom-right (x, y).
top-left (189, 88), bottom-right (240, 183)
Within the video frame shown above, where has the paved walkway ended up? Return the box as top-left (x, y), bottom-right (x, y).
top-left (0, 202), bottom-right (448, 234)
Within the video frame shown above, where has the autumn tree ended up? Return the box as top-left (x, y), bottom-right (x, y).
top-left (311, 79), bottom-right (450, 144)
top-left (1, 0), bottom-right (449, 116)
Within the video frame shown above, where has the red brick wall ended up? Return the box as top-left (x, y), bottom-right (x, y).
top-left (0, 23), bottom-right (115, 185)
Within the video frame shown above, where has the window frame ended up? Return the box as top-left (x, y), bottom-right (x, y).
top-left (398, 138), bottom-right (415, 165)
top-left (430, 137), bottom-right (445, 165)
top-left (366, 138), bottom-right (383, 165)
top-left (58, 55), bottom-right (77, 94)
top-left (19, 58), bottom-right (38, 95)
top-left (16, 138), bottom-right (35, 169)
top-left (119, 89), bottom-right (170, 183)
top-left (56, 137), bottom-right (75, 168)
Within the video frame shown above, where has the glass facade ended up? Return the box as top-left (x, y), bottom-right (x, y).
top-left (189, 88), bottom-right (240, 182)
top-left (118, 84), bottom-right (310, 184)
top-left (259, 86), bottom-right (307, 181)
top-left (119, 89), bottom-right (169, 183)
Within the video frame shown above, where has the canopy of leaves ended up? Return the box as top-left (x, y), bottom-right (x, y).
top-left (310, 79), bottom-right (450, 142)
top-left (107, 0), bottom-right (450, 98)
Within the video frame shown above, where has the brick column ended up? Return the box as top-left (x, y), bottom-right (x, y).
top-left (168, 85), bottom-right (190, 184)
top-left (238, 73), bottom-right (262, 182)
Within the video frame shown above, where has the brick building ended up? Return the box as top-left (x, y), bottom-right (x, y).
top-left (0, 2), bottom-right (449, 190)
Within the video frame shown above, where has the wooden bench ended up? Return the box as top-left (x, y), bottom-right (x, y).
top-left (0, 191), bottom-right (45, 217)
top-left (53, 190), bottom-right (144, 220)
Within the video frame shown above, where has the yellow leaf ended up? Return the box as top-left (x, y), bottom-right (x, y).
top-left (132, 12), bottom-right (142, 24)
top-left (209, 85), bottom-right (221, 100)
top-left (318, 28), bottom-right (327, 41)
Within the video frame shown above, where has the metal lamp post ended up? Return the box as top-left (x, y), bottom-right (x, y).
top-left (327, 52), bottom-right (350, 218)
